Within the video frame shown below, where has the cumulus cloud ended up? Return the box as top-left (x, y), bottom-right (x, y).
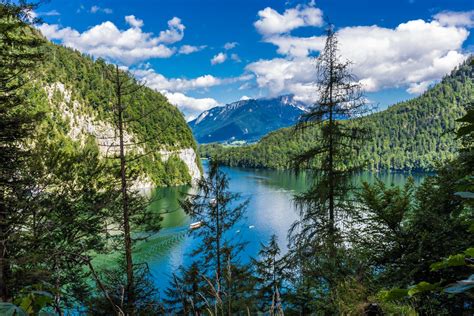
top-left (254, 4), bottom-right (323, 36)
top-left (211, 52), bottom-right (227, 65)
top-left (157, 17), bottom-right (185, 44)
top-left (134, 68), bottom-right (252, 92)
top-left (246, 58), bottom-right (318, 103)
top-left (433, 10), bottom-right (474, 27)
top-left (264, 35), bottom-right (325, 58)
top-left (37, 15), bottom-right (187, 65)
top-left (179, 44), bottom-right (206, 54)
top-left (132, 69), bottom-right (252, 119)
top-left (163, 92), bottom-right (219, 120)
top-left (134, 70), bottom-right (222, 92)
top-left (125, 15), bottom-right (143, 28)
top-left (249, 6), bottom-right (472, 100)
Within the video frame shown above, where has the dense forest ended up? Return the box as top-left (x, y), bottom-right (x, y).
top-left (1, 1), bottom-right (473, 315)
top-left (30, 34), bottom-right (200, 186)
top-left (201, 58), bottom-right (473, 171)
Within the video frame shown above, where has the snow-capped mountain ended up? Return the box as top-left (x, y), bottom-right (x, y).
top-left (188, 95), bottom-right (308, 143)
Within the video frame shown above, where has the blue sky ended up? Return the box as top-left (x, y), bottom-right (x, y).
top-left (35, 0), bottom-right (474, 119)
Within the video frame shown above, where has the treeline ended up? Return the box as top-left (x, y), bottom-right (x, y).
top-left (201, 57), bottom-right (473, 171)
top-left (1, 2), bottom-right (473, 315)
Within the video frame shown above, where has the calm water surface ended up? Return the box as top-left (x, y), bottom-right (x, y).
top-left (137, 160), bottom-right (427, 292)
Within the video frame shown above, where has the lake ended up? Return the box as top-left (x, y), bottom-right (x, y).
top-left (132, 160), bottom-right (428, 293)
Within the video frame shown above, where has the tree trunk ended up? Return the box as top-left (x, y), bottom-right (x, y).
top-left (116, 66), bottom-right (134, 315)
top-left (0, 193), bottom-right (9, 301)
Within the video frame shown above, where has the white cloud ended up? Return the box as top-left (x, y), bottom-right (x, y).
top-left (134, 70), bottom-right (222, 92)
top-left (163, 92), bottom-right (219, 120)
top-left (37, 15), bottom-right (187, 65)
top-left (132, 69), bottom-right (252, 119)
top-left (433, 10), bottom-right (474, 27)
top-left (254, 4), bottom-right (323, 36)
top-left (224, 42), bottom-right (238, 50)
top-left (249, 6), bottom-right (472, 99)
top-left (90, 6), bottom-right (113, 14)
top-left (179, 44), bottom-right (206, 54)
top-left (134, 68), bottom-right (252, 93)
top-left (125, 15), bottom-right (143, 28)
top-left (246, 57), bottom-right (318, 102)
top-left (264, 35), bottom-right (325, 58)
top-left (157, 17), bottom-right (185, 44)
top-left (240, 95), bottom-right (251, 101)
top-left (211, 52), bottom-right (227, 65)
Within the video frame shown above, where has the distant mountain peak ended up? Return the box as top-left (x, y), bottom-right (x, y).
top-left (189, 94), bottom-right (307, 143)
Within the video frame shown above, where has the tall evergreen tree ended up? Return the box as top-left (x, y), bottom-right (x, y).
top-left (164, 262), bottom-right (208, 314)
top-left (180, 161), bottom-right (249, 314)
top-left (0, 0), bottom-right (43, 302)
top-left (288, 25), bottom-right (369, 309)
top-left (104, 64), bottom-right (163, 315)
top-left (253, 235), bottom-right (286, 315)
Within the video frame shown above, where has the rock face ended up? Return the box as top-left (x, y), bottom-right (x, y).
top-left (45, 82), bottom-right (201, 188)
top-left (159, 148), bottom-right (201, 181)
top-left (189, 95), bottom-right (308, 143)
top-left (45, 82), bottom-right (142, 156)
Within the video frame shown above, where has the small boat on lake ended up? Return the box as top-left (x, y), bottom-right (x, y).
top-left (189, 221), bottom-right (203, 230)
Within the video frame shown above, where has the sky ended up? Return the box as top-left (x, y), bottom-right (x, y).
top-left (33, 0), bottom-right (474, 120)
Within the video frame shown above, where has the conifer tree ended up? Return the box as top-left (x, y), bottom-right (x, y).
top-left (288, 25), bottom-right (369, 307)
top-left (104, 64), bottom-right (163, 315)
top-left (180, 161), bottom-right (249, 314)
top-left (253, 235), bottom-right (286, 315)
top-left (0, 0), bottom-right (43, 301)
top-left (164, 262), bottom-right (207, 314)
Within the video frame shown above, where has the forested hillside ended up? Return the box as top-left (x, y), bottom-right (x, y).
top-left (29, 40), bottom-right (201, 186)
top-left (202, 57), bottom-right (473, 171)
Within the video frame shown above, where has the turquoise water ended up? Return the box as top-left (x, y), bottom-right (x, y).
top-left (138, 161), bottom-right (428, 292)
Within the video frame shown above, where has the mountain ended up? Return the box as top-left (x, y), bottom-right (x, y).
top-left (29, 40), bottom-right (201, 187)
top-left (188, 95), bottom-right (307, 143)
top-left (201, 58), bottom-right (474, 171)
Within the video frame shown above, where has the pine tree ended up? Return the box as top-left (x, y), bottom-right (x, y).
top-left (180, 161), bottom-right (249, 314)
top-left (288, 25), bottom-right (369, 308)
top-left (0, 0), bottom-right (43, 301)
top-left (104, 64), bottom-right (163, 315)
top-left (164, 262), bottom-right (208, 314)
top-left (253, 235), bottom-right (286, 315)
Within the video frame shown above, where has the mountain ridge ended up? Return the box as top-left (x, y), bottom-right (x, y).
top-left (201, 58), bottom-right (474, 171)
top-left (189, 95), bottom-right (308, 143)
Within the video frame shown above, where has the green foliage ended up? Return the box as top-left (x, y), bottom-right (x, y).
top-left (407, 282), bottom-right (441, 297)
top-left (13, 287), bottom-right (54, 316)
top-left (378, 288), bottom-right (410, 302)
top-left (356, 158), bottom-right (473, 313)
top-left (170, 162), bottom-right (254, 314)
top-left (252, 235), bottom-right (286, 314)
top-left (32, 41), bottom-right (199, 186)
top-left (0, 0), bottom-right (46, 302)
top-left (202, 57), bottom-right (474, 172)
top-left (430, 248), bottom-right (473, 271)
